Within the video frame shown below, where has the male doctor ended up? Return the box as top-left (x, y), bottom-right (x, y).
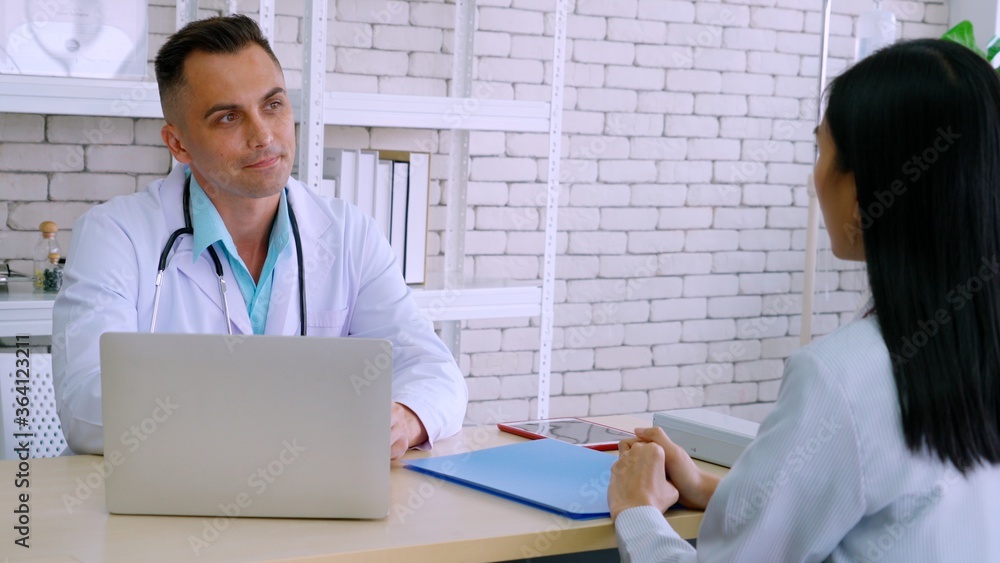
top-left (52, 15), bottom-right (468, 457)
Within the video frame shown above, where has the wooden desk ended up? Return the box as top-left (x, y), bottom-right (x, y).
top-left (0, 415), bottom-right (726, 562)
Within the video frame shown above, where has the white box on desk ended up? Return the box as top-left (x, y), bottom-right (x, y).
top-left (653, 409), bottom-right (759, 468)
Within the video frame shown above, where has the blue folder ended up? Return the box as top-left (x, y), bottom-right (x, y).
top-left (404, 438), bottom-right (615, 519)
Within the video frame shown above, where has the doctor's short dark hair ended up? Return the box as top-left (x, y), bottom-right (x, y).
top-left (154, 14), bottom-right (280, 121)
top-left (825, 38), bottom-right (1000, 474)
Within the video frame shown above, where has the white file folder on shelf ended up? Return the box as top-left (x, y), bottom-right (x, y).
top-left (374, 159), bottom-right (392, 239)
top-left (403, 153), bottom-right (429, 284)
top-left (356, 150), bottom-right (378, 217)
top-left (323, 148), bottom-right (358, 205)
top-left (389, 160), bottom-right (408, 275)
top-left (324, 149), bottom-right (428, 284)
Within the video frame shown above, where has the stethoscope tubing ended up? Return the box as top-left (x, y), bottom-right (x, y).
top-left (150, 176), bottom-right (306, 336)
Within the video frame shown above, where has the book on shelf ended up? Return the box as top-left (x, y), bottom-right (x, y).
top-left (389, 159), bottom-right (409, 278)
top-left (355, 150), bottom-right (378, 218)
top-left (404, 153), bottom-right (429, 285)
top-left (321, 148), bottom-right (430, 285)
top-left (374, 159), bottom-right (392, 240)
top-left (381, 150), bottom-right (429, 285)
top-left (323, 148), bottom-right (358, 205)
top-left (318, 178), bottom-right (336, 200)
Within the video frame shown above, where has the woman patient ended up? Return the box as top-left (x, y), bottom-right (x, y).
top-left (608, 38), bottom-right (1000, 562)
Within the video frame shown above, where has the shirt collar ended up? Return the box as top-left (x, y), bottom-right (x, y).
top-left (271, 188), bottom-right (291, 253)
top-left (854, 295), bottom-right (876, 321)
top-left (187, 171), bottom-right (291, 264)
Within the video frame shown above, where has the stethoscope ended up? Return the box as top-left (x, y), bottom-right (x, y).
top-left (150, 175), bottom-right (307, 336)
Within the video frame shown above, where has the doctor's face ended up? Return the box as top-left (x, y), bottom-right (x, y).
top-left (161, 45), bottom-right (295, 200)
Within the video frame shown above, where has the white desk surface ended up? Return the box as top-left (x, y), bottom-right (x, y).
top-left (0, 414), bottom-right (726, 562)
top-left (0, 280), bottom-right (56, 338)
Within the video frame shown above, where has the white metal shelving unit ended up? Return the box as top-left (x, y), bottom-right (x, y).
top-left (292, 0), bottom-right (569, 418)
top-left (0, 0), bottom-right (569, 418)
top-left (0, 84), bottom-right (549, 139)
top-left (295, 92), bottom-right (550, 132)
top-left (0, 75), bottom-right (161, 117)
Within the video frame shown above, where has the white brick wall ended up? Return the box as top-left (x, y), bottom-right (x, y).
top-left (0, 0), bottom-right (948, 425)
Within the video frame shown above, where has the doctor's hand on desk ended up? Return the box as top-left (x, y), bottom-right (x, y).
top-left (618, 427), bottom-right (720, 511)
top-left (390, 403), bottom-right (428, 460)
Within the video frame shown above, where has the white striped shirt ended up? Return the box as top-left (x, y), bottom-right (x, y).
top-left (616, 315), bottom-right (1000, 562)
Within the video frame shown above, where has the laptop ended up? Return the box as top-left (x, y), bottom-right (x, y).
top-left (99, 332), bottom-right (391, 519)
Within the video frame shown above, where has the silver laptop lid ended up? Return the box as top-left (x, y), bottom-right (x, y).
top-left (100, 332), bottom-right (391, 519)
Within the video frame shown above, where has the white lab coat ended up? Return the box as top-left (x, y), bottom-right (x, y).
top-left (52, 164), bottom-right (468, 455)
top-left (614, 312), bottom-right (1000, 562)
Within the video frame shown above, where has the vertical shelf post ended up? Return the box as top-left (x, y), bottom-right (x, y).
top-left (176, 0), bottom-right (199, 30)
top-left (440, 0), bottom-right (477, 359)
top-left (258, 0), bottom-right (276, 44)
top-left (298, 0), bottom-right (327, 193)
top-left (800, 0), bottom-right (831, 346)
top-left (535, 0), bottom-right (570, 420)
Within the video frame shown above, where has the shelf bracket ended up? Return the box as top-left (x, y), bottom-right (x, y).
top-left (176, 0), bottom-right (199, 31)
top-left (259, 0), bottom-right (276, 44)
top-left (298, 0), bottom-right (327, 194)
top-left (535, 0), bottom-right (570, 420)
top-left (440, 0), bottom-right (477, 360)
top-left (800, 0), bottom-right (832, 346)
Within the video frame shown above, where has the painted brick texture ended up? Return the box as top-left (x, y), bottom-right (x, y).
top-left (0, 0), bottom-right (945, 425)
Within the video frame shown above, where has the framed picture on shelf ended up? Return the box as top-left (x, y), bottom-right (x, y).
top-left (0, 0), bottom-right (148, 79)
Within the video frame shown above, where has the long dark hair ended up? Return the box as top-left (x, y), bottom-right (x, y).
top-left (825, 39), bottom-right (1000, 473)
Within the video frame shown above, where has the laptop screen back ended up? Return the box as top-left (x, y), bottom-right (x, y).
top-left (100, 332), bottom-right (391, 519)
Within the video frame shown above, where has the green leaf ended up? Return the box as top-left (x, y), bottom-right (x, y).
top-left (942, 20), bottom-right (987, 58)
top-left (987, 35), bottom-right (1000, 62)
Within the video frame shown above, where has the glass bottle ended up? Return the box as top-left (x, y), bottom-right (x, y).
top-left (42, 252), bottom-right (63, 293)
top-left (855, 1), bottom-right (897, 61)
top-left (33, 221), bottom-right (60, 289)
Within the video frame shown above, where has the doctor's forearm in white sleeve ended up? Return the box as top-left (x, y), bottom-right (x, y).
top-left (345, 220), bottom-right (468, 447)
top-left (53, 208), bottom-right (142, 455)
